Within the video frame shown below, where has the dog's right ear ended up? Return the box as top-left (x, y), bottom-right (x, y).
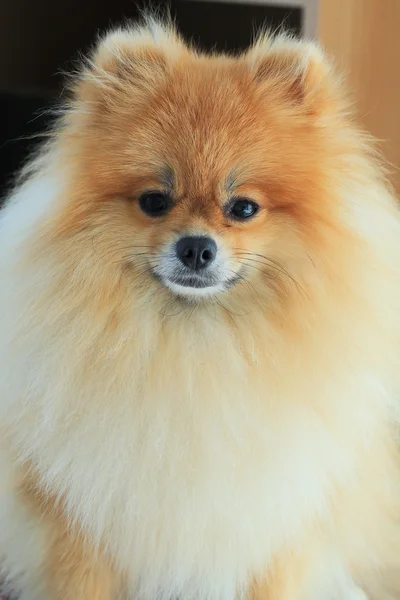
top-left (75, 20), bottom-right (184, 106)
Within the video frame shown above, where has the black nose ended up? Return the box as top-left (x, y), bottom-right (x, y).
top-left (176, 236), bottom-right (217, 271)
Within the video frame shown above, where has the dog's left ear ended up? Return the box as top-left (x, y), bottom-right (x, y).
top-left (247, 35), bottom-right (342, 118)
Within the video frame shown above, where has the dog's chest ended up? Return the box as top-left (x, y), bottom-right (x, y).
top-left (8, 314), bottom-right (358, 599)
top-left (61, 373), bottom-right (351, 600)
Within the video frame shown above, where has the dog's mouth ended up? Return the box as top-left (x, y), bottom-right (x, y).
top-left (167, 275), bottom-right (217, 289)
top-left (152, 271), bottom-right (241, 299)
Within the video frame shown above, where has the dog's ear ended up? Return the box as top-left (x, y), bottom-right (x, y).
top-left (75, 19), bottom-right (184, 106)
top-left (247, 35), bottom-right (342, 118)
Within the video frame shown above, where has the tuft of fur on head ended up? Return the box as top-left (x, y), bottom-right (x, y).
top-left (1, 17), bottom-right (400, 600)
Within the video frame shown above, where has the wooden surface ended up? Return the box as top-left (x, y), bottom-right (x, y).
top-left (319, 0), bottom-right (400, 193)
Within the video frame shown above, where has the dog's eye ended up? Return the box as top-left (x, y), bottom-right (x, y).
top-left (227, 199), bottom-right (260, 221)
top-left (139, 192), bottom-right (172, 217)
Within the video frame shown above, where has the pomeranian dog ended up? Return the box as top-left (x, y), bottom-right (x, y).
top-left (1, 16), bottom-right (400, 600)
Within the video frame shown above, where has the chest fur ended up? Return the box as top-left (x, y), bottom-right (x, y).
top-left (1, 303), bottom-right (375, 600)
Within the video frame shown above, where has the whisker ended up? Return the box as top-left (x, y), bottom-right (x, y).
top-left (234, 249), bottom-right (300, 276)
top-left (235, 258), bottom-right (308, 299)
top-left (91, 239), bottom-right (156, 266)
top-left (235, 248), bottom-right (285, 265)
top-left (234, 250), bottom-right (307, 298)
top-left (236, 256), bottom-right (290, 276)
top-left (231, 269), bottom-right (263, 307)
top-left (235, 251), bottom-right (294, 273)
top-left (185, 302), bottom-right (199, 324)
top-left (160, 299), bottom-right (188, 318)
top-left (126, 264), bottom-right (189, 318)
top-left (90, 230), bottom-right (154, 263)
top-left (216, 297), bottom-right (249, 319)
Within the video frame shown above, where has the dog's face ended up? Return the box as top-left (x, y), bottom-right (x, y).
top-left (58, 23), bottom-right (348, 306)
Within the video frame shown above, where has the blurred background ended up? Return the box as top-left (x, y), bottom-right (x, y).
top-left (0, 0), bottom-right (399, 198)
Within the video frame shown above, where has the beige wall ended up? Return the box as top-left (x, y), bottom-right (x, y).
top-left (319, 0), bottom-right (400, 193)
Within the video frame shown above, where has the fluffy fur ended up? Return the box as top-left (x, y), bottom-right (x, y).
top-left (1, 18), bottom-right (400, 600)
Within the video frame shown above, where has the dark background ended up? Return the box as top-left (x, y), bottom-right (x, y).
top-left (0, 1), bottom-right (302, 197)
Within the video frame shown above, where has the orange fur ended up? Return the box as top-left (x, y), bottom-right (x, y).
top-left (1, 17), bottom-right (400, 600)
top-left (15, 469), bottom-right (120, 600)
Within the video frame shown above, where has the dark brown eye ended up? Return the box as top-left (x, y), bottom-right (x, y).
top-left (227, 199), bottom-right (260, 221)
top-left (139, 192), bottom-right (172, 217)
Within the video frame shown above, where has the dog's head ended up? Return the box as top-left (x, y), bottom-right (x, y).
top-left (51, 19), bottom-right (365, 316)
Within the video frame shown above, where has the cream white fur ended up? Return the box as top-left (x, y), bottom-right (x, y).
top-left (0, 168), bottom-right (400, 600)
top-left (1, 25), bottom-right (400, 600)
